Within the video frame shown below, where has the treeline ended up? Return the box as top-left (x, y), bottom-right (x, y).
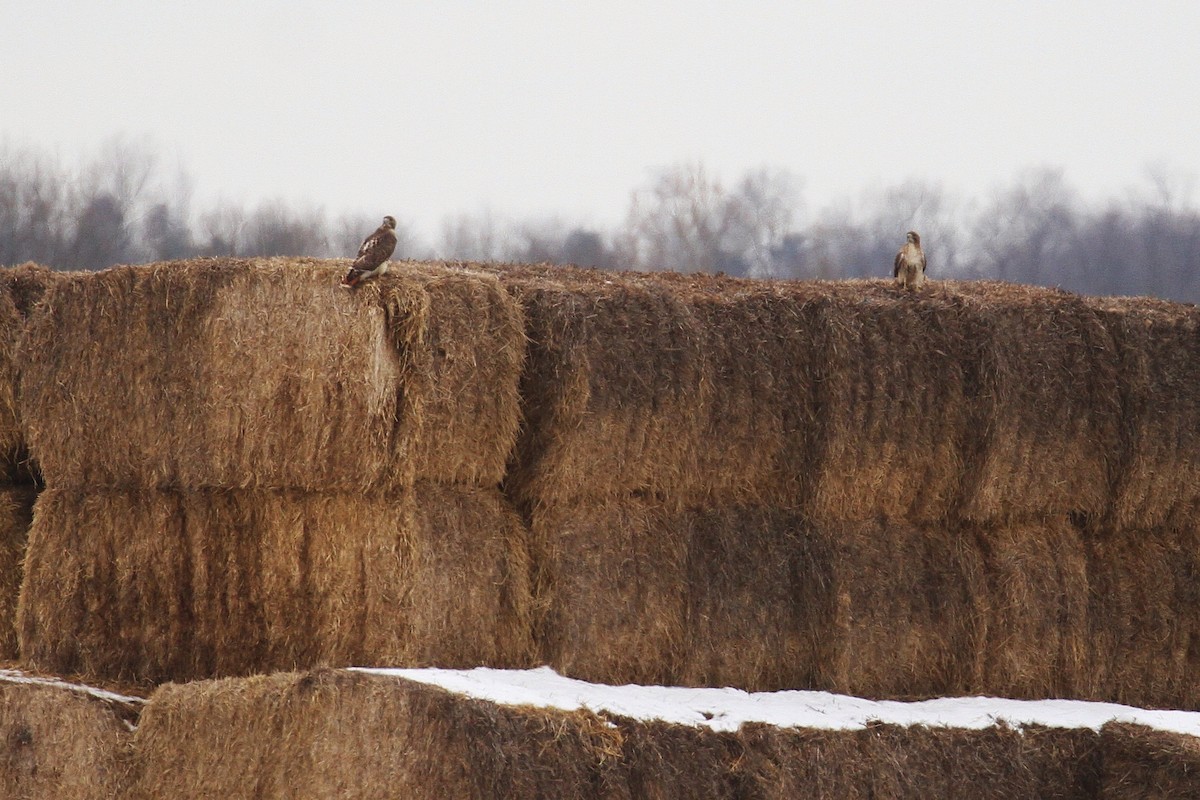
top-left (3, 138), bottom-right (1199, 302)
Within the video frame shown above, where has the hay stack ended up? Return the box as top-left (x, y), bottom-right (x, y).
top-left (951, 281), bottom-right (1121, 523)
top-left (1087, 295), bottom-right (1200, 529)
top-left (0, 263), bottom-right (64, 320)
top-left (18, 483), bottom-right (534, 683)
top-left (0, 263), bottom-right (62, 483)
top-left (131, 667), bottom-right (1176, 799)
top-left (0, 675), bottom-right (137, 799)
top-left (1084, 522), bottom-right (1200, 710)
top-left (0, 486), bottom-right (36, 659)
top-left (533, 495), bottom-right (1097, 699)
top-left (739, 722), bottom-right (1100, 799)
top-left (0, 290), bottom-right (22, 478)
top-left (972, 516), bottom-right (1090, 699)
top-left (132, 669), bottom-right (627, 800)
top-left (494, 266), bottom-right (1125, 524)
top-left (1099, 722), bottom-right (1200, 799)
top-left (20, 259), bottom-right (524, 490)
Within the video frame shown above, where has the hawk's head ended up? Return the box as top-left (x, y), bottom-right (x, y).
top-left (382, 215), bottom-right (397, 230)
top-left (906, 230), bottom-right (921, 245)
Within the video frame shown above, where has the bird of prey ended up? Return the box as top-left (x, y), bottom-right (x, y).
top-left (341, 215), bottom-right (398, 288)
top-left (893, 230), bottom-right (927, 289)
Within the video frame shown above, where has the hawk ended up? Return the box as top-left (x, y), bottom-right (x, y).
top-left (341, 215), bottom-right (398, 288)
top-left (893, 230), bottom-right (927, 289)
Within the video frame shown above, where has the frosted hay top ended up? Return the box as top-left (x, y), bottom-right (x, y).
top-left (359, 666), bottom-right (1200, 738)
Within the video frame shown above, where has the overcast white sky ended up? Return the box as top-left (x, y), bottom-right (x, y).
top-left (3, 1), bottom-right (1198, 238)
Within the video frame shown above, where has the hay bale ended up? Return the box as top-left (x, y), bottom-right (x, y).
top-left (0, 485), bottom-right (36, 659)
top-left (20, 259), bottom-right (523, 490)
top-left (0, 675), bottom-right (137, 799)
top-left (531, 497), bottom-right (690, 687)
top-left (616, 717), bottom-right (740, 798)
top-left (0, 290), bottom-right (22, 479)
top-left (741, 722), bottom-right (1100, 799)
top-left (0, 263), bottom-right (64, 319)
top-left (950, 281), bottom-right (1121, 523)
top-left (1087, 295), bottom-right (1200, 529)
top-left (0, 265), bottom-right (64, 485)
top-left (820, 519), bottom-right (987, 699)
top-left (495, 267), bottom-right (1123, 523)
top-left (132, 668), bottom-right (626, 800)
top-left (1099, 722), bottom-right (1200, 799)
top-left (531, 498), bottom-right (827, 690)
top-left (1084, 522), bottom-right (1200, 710)
top-left (802, 281), bottom-right (991, 523)
top-left (498, 268), bottom-right (710, 510)
top-left (972, 516), bottom-right (1090, 699)
top-left (18, 484), bottom-right (534, 684)
top-left (535, 496), bottom-right (1113, 699)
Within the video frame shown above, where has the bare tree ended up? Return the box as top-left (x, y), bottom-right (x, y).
top-left (625, 163), bottom-right (749, 274)
top-left (437, 210), bottom-right (511, 261)
top-left (66, 193), bottom-right (131, 269)
top-left (972, 168), bottom-right (1079, 285)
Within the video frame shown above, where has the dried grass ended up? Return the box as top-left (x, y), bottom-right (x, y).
top-left (20, 259), bottom-right (524, 490)
top-left (0, 677), bottom-right (135, 799)
top-left (490, 266), bottom-right (1127, 524)
top-left (972, 516), bottom-right (1090, 700)
top-left (18, 484), bottom-right (534, 684)
top-left (1084, 521), bottom-right (1200, 710)
top-left (0, 485), bottom-right (36, 659)
top-left (126, 667), bottom-right (1163, 799)
top-left (1099, 722), bottom-right (1200, 799)
top-left (533, 496), bottom-right (1099, 700)
top-left (950, 281), bottom-right (1122, 523)
top-left (1086, 295), bottom-right (1200, 529)
top-left (131, 669), bottom-right (626, 800)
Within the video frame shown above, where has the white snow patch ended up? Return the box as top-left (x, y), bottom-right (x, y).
top-left (355, 666), bottom-right (1200, 738)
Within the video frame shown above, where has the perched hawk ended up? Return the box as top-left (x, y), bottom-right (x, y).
top-left (341, 215), bottom-right (398, 288)
top-left (893, 230), bottom-right (927, 289)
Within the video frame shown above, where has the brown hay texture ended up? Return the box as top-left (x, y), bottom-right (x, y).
top-left (0, 263), bottom-right (64, 320)
top-left (972, 516), bottom-right (1090, 700)
top-left (740, 722), bottom-right (1101, 799)
top-left (497, 267), bottom-right (981, 521)
top-left (0, 486), bottom-right (36, 660)
top-left (131, 669), bottom-right (627, 800)
top-left (0, 675), bottom-right (136, 799)
top-left (493, 266), bottom-right (1125, 524)
top-left (0, 264), bottom-right (62, 484)
top-left (1099, 722), bottom-right (1200, 799)
top-left (1086, 295), bottom-right (1200, 529)
top-left (1084, 522), bottom-right (1200, 711)
top-left (130, 667), bottom-right (1200, 799)
top-left (950, 281), bottom-right (1122, 523)
top-left (18, 484), bottom-right (534, 684)
top-left (19, 259), bottom-right (524, 490)
top-left (532, 496), bottom-right (1101, 699)
top-left (0, 289), bottom-right (22, 477)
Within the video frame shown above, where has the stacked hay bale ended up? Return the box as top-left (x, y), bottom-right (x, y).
top-left (0, 264), bottom-right (61, 659)
top-left (0, 671), bottom-right (140, 799)
top-left (16, 259), bottom-right (535, 683)
top-left (486, 264), bottom-right (1193, 705)
top-left (127, 666), bottom-right (1200, 799)
top-left (1079, 295), bottom-right (1200, 710)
